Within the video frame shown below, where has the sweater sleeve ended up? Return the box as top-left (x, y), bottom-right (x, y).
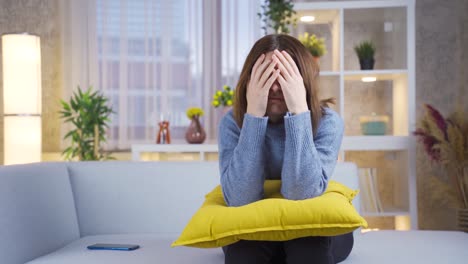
top-left (280, 110), bottom-right (344, 200)
top-left (218, 112), bottom-right (268, 207)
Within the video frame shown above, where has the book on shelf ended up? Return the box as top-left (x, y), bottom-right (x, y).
top-left (358, 168), bottom-right (383, 214)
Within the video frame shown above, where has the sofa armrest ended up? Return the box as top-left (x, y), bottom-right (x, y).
top-left (0, 162), bottom-right (80, 264)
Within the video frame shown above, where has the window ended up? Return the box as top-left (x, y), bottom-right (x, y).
top-left (95, 0), bottom-right (204, 148)
top-left (63, 0), bottom-right (261, 150)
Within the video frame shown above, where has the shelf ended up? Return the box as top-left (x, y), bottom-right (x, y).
top-left (295, 9), bottom-right (339, 24)
top-left (362, 208), bottom-right (410, 217)
top-left (132, 136), bottom-right (413, 158)
top-left (344, 69), bottom-right (407, 81)
top-left (318, 70), bottom-right (407, 79)
top-left (284, 0), bottom-right (415, 230)
top-left (319, 71), bottom-right (340, 77)
top-left (131, 141), bottom-right (218, 161)
top-left (294, 1), bottom-right (410, 10)
top-left (132, 143), bottom-right (218, 153)
top-left (343, 6), bottom-right (408, 70)
top-left (342, 136), bottom-right (412, 151)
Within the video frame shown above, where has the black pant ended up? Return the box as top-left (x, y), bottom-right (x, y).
top-left (223, 232), bottom-right (354, 264)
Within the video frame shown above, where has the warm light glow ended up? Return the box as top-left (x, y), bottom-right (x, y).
top-left (361, 76), bottom-right (377, 82)
top-left (4, 116), bottom-right (42, 165)
top-left (300, 16), bottom-right (315, 22)
top-left (361, 228), bottom-right (380, 234)
top-left (2, 33), bottom-right (42, 165)
top-left (395, 215), bottom-right (411, 230)
top-left (2, 34), bottom-right (41, 114)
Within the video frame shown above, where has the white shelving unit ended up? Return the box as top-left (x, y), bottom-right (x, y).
top-left (132, 142), bottom-right (218, 161)
top-left (294, 0), bottom-right (416, 230)
top-left (131, 0), bottom-right (417, 230)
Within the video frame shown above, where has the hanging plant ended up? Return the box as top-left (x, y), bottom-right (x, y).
top-left (258, 0), bottom-right (297, 35)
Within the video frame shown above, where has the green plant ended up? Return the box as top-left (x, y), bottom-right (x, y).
top-left (59, 86), bottom-right (115, 161)
top-left (212, 85), bottom-right (234, 108)
top-left (354, 41), bottom-right (376, 60)
top-left (258, 0), bottom-right (297, 35)
top-left (298, 32), bottom-right (327, 58)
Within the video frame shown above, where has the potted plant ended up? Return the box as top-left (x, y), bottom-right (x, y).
top-left (413, 103), bottom-right (468, 231)
top-left (298, 32), bottom-right (327, 63)
top-left (185, 107), bottom-right (206, 144)
top-left (258, 0), bottom-right (297, 35)
top-left (212, 85), bottom-right (234, 114)
top-left (354, 41), bottom-right (376, 70)
top-left (59, 86), bottom-right (115, 160)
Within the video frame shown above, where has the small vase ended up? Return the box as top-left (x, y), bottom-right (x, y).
top-left (156, 120), bottom-right (171, 144)
top-left (312, 56), bottom-right (320, 66)
top-left (457, 208), bottom-right (468, 232)
top-left (185, 116), bottom-right (206, 144)
top-left (455, 166), bottom-right (468, 232)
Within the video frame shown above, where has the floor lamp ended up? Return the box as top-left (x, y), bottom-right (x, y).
top-left (2, 33), bottom-right (42, 165)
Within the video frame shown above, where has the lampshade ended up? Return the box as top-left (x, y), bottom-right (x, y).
top-left (2, 34), bottom-right (41, 114)
top-left (2, 33), bottom-right (42, 165)
top-left (4, 116), bottom-right (42, 165)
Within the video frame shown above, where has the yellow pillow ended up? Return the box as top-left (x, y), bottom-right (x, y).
top-left (172, 180), bottom-right (367, 248)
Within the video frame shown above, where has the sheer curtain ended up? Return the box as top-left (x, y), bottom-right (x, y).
top-left (96, 0), bottom-right (206, 149)
top-left (222, 0), bottom-right (262, 88)
top-left (61, 0), bottom-right (261, 150)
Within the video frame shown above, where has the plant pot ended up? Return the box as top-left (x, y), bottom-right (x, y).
top-left (185, 116), bottom-right (206, 144)
top-left (359, 58), bottom-right (375, 70)
top-left (457, 208), bottom-right (468, 232)
top-left (312, 56), bottom-right (320, 66)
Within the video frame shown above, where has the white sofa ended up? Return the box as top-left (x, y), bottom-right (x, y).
top-left (1, 161), bottom-right (467, 264)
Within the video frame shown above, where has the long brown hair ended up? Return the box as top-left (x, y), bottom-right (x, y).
top-left (233, 34), bottom-right (335, 137)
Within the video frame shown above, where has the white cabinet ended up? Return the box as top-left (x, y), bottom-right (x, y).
top-left (292, 0), bottom-right (416, 230)
top-left (132, 141), bottom-right (219, 161)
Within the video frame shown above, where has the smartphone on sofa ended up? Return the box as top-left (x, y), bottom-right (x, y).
top-left (87, 243), bottom-right (140, 251)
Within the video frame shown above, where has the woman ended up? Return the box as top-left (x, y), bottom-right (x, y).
top-left (218, 34), bottom-right (353, 264)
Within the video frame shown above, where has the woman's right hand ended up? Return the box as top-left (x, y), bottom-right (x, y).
top-left (246, 54), bottom-right (280, 117)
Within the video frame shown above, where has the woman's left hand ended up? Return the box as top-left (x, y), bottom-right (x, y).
top-left (272, 49), bottom-right (309, 115)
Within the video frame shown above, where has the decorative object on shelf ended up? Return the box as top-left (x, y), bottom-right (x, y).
top-left (359, 112), bottom-right (389, 135)
top-left (361, 76), bottom-right (377, 83)
top-left (354, 40), bottom-right (376, 70)
top-left (185, 107), bottom-right (206, 144)
top-left (156, 120), bottom-right (171, 144)
top-left (59, 86), bottom-right (115, 160)
top-left (212, 85), bottom-right (234, 110)
top-left (413, 103), bottom-right (467, 229)
top-left (358, 168), bottom-right (383, 214)
top-left (298, 32), bottom-right (327, 63)
top-left (459, 168), bottom-right (468, 232)
top-left (2, 33), bottom-right (42, 165)
top-left (258, 0), bottom-right (297, 35)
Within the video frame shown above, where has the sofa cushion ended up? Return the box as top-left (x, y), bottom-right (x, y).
top-left (25, 234), bottom-right (223, 264)
top-left (345, 230), bottom-right (468, 264)
top-left (0, 162), bottom-right (80, 264)
top-left (26, 231), bottom-right (468, 264)
top-left (66, 161), bottom-right (220, 236)
top-left (173, 180), bottom-right (366, 248)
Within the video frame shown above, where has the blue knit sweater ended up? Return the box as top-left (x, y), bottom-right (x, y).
top-left (217, 108), bottom-right (344, 207)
